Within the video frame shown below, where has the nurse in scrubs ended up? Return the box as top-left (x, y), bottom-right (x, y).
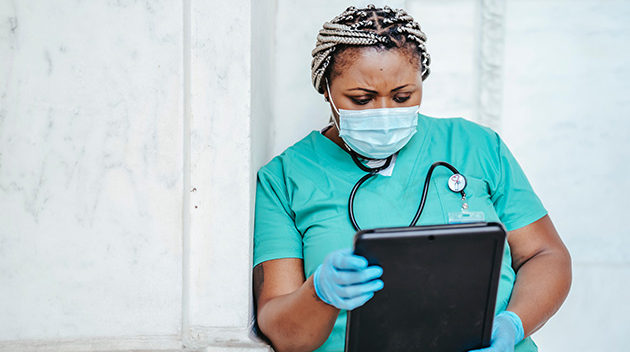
top-left (252, 5), bottom-right (571, 352)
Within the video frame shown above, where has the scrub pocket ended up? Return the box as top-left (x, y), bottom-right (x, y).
top-left (432, 175), bottom-right (500, 224)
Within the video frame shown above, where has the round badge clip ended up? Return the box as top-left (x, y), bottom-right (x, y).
top-left (448, 174), bottom-right (467, 193)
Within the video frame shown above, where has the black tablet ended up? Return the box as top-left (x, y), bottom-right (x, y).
top-left (345, 222), bottom-right (506, 352)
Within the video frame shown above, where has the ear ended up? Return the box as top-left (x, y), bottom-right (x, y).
top-left (323, 90), bottom-right (329, 102)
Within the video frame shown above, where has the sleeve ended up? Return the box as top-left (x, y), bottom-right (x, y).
top-left (490, 133), bottom-right (548, 232)
top-left (252, 167), bottom-right (303, 268)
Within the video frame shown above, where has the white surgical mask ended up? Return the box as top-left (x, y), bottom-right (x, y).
top-left (326, 79), bottom-right (419, 159)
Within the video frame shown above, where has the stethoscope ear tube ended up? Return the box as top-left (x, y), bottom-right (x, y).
top-left (348, 160), bottom-right (466, 231)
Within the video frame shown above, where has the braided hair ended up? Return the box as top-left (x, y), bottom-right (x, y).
top-left (311, 4), bottom-right (431, 94)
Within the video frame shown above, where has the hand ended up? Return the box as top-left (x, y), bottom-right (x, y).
top-left (312, 248), bottom-right (384, 310)
top-left (468, 311), bottom-right (525, 352)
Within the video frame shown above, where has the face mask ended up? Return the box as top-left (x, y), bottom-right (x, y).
top-left (326, 80), bottom-right (419, 160)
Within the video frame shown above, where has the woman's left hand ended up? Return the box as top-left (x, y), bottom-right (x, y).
top-left (468, 310), bottom-right (524, 352)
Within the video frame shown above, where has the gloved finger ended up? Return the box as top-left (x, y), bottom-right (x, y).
top-left (339, 292), bottom-right (375, 310)
top-left (333, 265), bottom-right (383, 285)
top-left (330, 251), bottom-right (368, 270)
top-left (337, 279), bottom-right (384, 298)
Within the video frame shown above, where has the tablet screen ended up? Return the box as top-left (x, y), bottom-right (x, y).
top-left (345, 222), bottom-right (505, 352)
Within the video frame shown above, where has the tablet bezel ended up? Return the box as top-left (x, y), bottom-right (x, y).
top-left (344, 222), bottom-right (506, 352)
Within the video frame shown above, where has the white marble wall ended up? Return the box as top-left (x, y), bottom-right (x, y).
top-left (502, 1), bottom-right (630, 350)
top-left (0, 0), bottom-right (184, 345)
top-left (266, 0), bottom-right (630, 351)
top-left (0, 0), bottom-right (269, 351)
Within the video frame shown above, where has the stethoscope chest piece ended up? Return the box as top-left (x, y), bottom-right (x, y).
top-left (348, 159), bottom-right (467, 231)
top-left (448, 173), bottom-right (467, 193)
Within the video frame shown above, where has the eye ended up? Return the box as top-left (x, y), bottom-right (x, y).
top-left (393, 95), bottom-right (411, 103)
top-left (351, 97), bottom-right (372, 105)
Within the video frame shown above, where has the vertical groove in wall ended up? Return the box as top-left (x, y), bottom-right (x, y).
top-left (182, 0), bottom-right (192, 341)
top-left (475, 0), bottom-right (507, 131)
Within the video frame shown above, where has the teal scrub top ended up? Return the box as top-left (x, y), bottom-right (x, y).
top-left (253, 114), bottom-right (547, 352)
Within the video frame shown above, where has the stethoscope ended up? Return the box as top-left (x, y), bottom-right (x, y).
top-left (348, 152), bottom-right (468, 231)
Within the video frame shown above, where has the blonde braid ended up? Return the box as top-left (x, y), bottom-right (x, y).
top-left (311, 5), bottom-right (431, 94)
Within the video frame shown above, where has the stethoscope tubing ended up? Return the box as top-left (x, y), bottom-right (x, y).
top-left (348, 155), bottom-right (466, 231)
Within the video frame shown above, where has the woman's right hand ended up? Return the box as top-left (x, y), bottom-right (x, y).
top-left (313, 248), bottom-right (384, 310)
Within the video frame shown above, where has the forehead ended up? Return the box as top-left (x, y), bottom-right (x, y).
top-left (332, 47), bottom-right (421, 89)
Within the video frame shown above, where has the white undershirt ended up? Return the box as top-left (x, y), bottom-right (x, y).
top-left (320, 123), bottom-right (397, 177)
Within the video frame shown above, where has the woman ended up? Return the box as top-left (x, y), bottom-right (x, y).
top-left (252, 5), bottom-right (571, 352)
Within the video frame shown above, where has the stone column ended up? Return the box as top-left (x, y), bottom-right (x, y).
top-left (184, 0), bottom-right (271, 351)
top-left (475, 0), bottom-right (507, 131)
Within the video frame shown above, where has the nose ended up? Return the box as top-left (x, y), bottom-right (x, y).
top-left (373, 96), bottom-right (397, 109)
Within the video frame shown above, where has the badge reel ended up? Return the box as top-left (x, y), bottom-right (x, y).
top-left (446, 174), bottom-right (485, 224)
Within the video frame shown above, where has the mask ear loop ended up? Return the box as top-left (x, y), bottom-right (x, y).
top-left (325, 78), bottom-right (343, 133)
top-left (325, 79), bottom-right (352, 158)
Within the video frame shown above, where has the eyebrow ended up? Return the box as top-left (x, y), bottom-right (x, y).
top-left (347, 84), bottom-right (412, 93)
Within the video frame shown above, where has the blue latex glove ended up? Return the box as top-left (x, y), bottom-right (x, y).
top-left (469, 310), bottom-right (525, 352)
top-left (313, 248), bottom-right (384, 310)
